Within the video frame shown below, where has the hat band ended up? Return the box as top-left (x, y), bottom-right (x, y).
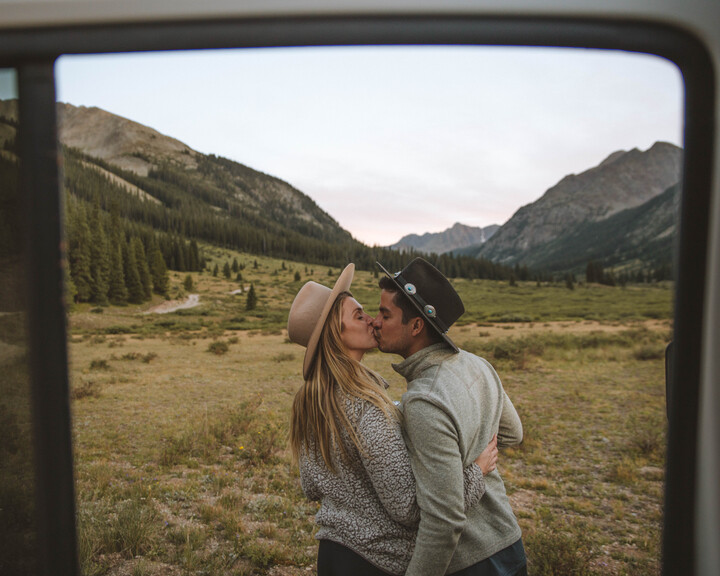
top-left (395, 273), bottom-right (450, 333)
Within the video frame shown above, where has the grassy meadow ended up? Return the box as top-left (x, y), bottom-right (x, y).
top-left (68, 247), bottom-right (672, 576)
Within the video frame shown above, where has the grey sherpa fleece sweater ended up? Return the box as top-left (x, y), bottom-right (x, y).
top-left (299, 387), bottom-right (487, 575)
top-left (394, 343), bottom-right (523, 576)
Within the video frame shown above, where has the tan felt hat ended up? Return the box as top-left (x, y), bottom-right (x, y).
top-left (287, 263), bottom-right (355, 379)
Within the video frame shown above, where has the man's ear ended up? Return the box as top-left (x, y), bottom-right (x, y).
top-left (410, 316), bottom-right (425, 337)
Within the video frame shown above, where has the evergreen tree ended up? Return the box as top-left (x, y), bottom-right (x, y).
top-left (246, 284), bottom-right (257, 311)
top-left (183, 274), bottom-right (193, 291)
top-left (107, 243), bottom-right (128, 304)
top-left (212, 263), bottom-right (219, 277)
top-left (232, 257), bottom-right (239, 273)
top-left (189, 240), bottom-right (200, 271)
top-left (294, 271), bottom-right (301, 282)
top-left (107, 212), bottom-right (128, 304)
top-left (132, 237), bottom-right (152, 299)
top-left (88, 203), bottom-right (110, 304)
top-left (223, 261), bottom-right (232, 279)
top-left (123, 240), bottom-right (144, 304)
top-left (67, 202), bottom-right (93, 302)
top-left (149, 243), bottom-right (169, 296)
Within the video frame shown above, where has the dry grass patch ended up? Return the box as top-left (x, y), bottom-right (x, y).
top-left (68, 261), bottom-right (671, 575)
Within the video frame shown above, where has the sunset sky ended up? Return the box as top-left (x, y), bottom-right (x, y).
top-left (51, 46), bottom-right (683, 246)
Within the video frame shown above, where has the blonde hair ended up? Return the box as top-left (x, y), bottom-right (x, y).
top-left (289, 291), bottom-right (400, 473)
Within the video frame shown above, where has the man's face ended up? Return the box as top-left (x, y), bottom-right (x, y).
top-left (373, 289), bottom-right (414, 357)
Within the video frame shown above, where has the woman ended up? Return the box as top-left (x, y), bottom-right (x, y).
top-left (287, 264), bottom-right (498, 576)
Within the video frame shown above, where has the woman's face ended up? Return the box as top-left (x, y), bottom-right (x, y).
top-left (340, 296), bottom-right (378, 361)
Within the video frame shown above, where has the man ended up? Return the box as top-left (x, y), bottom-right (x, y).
top-left (373, 257), bottom-right (526, 576)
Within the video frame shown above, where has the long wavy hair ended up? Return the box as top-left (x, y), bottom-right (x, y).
top-left (289, 291), bottom-right (400, 474)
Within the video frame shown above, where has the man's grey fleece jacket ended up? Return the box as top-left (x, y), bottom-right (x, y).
top-left (394, 343), bottom-right (523, 576)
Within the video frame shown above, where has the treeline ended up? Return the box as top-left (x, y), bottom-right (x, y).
top-left (585, 260), bottom-right (672, 286)
top-left (66, 196), bottom-right (204, 305)
top-left (61, 147), bottom-right (522, 281)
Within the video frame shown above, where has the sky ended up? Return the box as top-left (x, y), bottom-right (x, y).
top-left (41, 47), bottom-right (683, 246)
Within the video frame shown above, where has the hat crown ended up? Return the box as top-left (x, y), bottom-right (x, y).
top-left (399, 258), bottom-right (464, 329)
top-left (287, 281), bottom-right (332, 348)
top-left (377, 258), bottom-right (464, 352)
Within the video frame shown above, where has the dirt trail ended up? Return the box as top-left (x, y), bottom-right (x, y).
top-left (146, 294), bottom-right (200, 314)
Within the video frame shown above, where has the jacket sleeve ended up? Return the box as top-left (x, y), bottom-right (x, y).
top-left (497, 390), bottom-right (523, 447)
top-left (462, 463), bottom-right (486, 511)
top-left (298, 450), bottom-right (322, 501)
top-left (356, 404), bottom-right (487, 527)
top-left (403, 397), bottom-right (467, 576)
top-left (356, 405), bottom-right (420, 526)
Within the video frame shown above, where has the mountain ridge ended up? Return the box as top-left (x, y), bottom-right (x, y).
top-left (478, 141), bottom-right (682, 266)
top-left (389, 222), bottom-right (500, 254)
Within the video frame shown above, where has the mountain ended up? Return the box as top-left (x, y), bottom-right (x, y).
top-left (512, 182), bottom-right (680, 274)
top-left (1, 99), bottom-right (516, 280)
top-left (389, 222), bottom-right (499, 254)
top-left (477, 142), bottom-right (683, 268)
top-left (54, 103), bottom-right (349, 245)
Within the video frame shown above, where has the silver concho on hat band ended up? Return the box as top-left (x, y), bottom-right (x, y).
top-left (404, 283), bottom-right (417, 295)
top-left (424, 305), bottom-right (437, 318)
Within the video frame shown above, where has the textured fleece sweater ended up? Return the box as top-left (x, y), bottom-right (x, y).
top-left (394, 343), bottom-right (523, 576)
top-left (298, 387), bottom-right (487, 575)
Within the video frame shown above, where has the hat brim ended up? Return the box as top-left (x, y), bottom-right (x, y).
top-left (376, 261), bottom-right (459, 353)
top-left (302, 263), bottom-right (355, 379)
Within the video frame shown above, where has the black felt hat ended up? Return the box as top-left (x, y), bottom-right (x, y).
top-left (376, 257), bottom-right (464, 352)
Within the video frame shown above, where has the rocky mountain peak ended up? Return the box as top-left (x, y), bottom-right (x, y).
top-left (478, 141), bottom-right (682, 264)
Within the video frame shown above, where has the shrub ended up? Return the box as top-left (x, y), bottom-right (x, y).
top-left (525, 523), bottom-right (595, 576)
top-left (107, 499), bottom-right (159, 558)
top-left (104, 325), bottom-right (133, 335)
top-left (89, 359), bottom-right (110, 371)
top-left (71, 381), bottom-right (101, 400)
top-left (627, 413), bottom-right (666, 459)
top-left (633, 344), bottom-right (665, 361)
top-left (607, 456), bottom-right (639, 485)
top-left (207, 341), bottom-right (229, 355)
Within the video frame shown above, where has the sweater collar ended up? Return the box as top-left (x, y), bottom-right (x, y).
top-left (392, 342), bottom-right (454, 382)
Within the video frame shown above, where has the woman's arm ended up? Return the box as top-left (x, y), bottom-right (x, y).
top-left (298, 447), bottom-right (322, 501)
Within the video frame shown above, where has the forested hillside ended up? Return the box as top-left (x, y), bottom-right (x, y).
top-left (1, 105), bottom-right (521, 307)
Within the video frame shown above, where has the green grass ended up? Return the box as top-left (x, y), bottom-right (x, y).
top-left (64, 249), bottom-right (672, 575)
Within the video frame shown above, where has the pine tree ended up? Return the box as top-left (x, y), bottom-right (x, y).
top-left (68, 202), bottom-right (93, 302)
top-left (107, 243), bottom-right (128, 304)
top-left (232, 257), bottom-right (239, 273)
top-left (107, 213), bottom-right (128, 304)
top-left (246, 284), bottom-right (257, 311)
top-left (89, 203), bottom-right (110, 304)
top-left (149, 243), bottom-right (169, 296)
top-left (132, 237), bottom-right (152, 299)
top-left (223, 261), bottom-right (231, 279)
top-left (183, 274), bottom-right (193, 291)
top-left (212, 263), bottom-right (219, 277)
top-left (189, 240), bottom-right (200, 271)
top-left (123, 240), bottom-right (144, 304)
